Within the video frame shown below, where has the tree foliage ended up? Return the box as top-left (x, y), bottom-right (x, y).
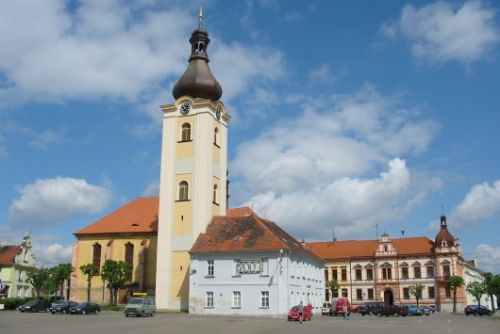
top-left (466, 281), bottom-right (487, 307)
top-left (27, 268), bottom-right (50, 297)
top-left (482, 272), bottom-right (500, 314)
top-left (51, 264), bottom-right (73, 299)
top-left (409, 284), bottom-right (425, 306)
top-left (80, 263), bottom-right (99, 302)
top-left (448, 275), bottom-right (465, 313)
top-left (100, 260), bottom-right (132, 305)
top-left (326, 279), bottom-right (340, 299)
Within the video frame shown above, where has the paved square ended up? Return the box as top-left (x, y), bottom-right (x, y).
top-left (0, 311), bottom-right (499, 334)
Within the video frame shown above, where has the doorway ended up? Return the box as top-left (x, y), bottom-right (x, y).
top-left (384, 289), bottom-right (394, 305)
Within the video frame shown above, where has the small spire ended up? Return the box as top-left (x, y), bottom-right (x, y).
top-left (332, 227), bottom-right (337, 242)
top-left (198, 3), bottom-right (204, 29)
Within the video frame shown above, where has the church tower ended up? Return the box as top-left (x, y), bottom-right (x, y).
top-left (155, 11), bottom-right (229, 311)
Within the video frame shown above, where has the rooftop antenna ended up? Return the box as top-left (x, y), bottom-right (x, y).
top-left (198, 3), bottom-right (204, 29)
top-left (375, 222), bottom-right (379, 239)
top-left (401, 230), bottom-right (405, 237)
top-left (332, 227), bottom-right (337, 242)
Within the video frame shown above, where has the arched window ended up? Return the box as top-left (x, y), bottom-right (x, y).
top-left (213, 184), bottom-right (218, 204)
top-left (214, 127), bottom-right (219, 146)
top-left (181, 123), bottom-right (191, 142)
top-left (125, 242), bottom-right (134, 279)
top-left (179, 181), bottom-right (189, 201)
top-left (92, 243), bottom-right (101, 270)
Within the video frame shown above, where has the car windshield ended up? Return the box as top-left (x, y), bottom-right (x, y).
top-left (25, 300), bottom-right (37, 306)
top-left (77, 303), bottom-right (87, 307)
top-left (128, 298), bottom-right (144, 305)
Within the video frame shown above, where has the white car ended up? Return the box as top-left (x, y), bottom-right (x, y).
top-left (321, 302), bottom-right (331, 315)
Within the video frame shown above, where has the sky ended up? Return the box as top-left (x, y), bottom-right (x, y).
top-left (0, 0), bottom-right (499, 273)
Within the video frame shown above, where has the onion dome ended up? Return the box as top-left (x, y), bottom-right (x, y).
top-left (435, 215), bottom-right (456, 247)
top-left (172, 24), bottom-right (222, 101)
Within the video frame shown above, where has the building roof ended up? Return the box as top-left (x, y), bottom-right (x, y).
top-left (307, 236), bottom-right (434, 260)
top-left (74, 197), bottom-right (158, 236)
top-left (435, 215), bottom-right (456, 247)
top-left (0, 245), bottom-right (21, 265)
top-left (191, 207), bottom-right (324, 263)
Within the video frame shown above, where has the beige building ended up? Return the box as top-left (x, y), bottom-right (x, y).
top-left (307, 216), bottom-right (467, 312)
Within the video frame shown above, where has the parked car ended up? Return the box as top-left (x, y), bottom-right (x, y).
top-left (321, 302), bottom-right (331, 315)
top-left (352, 305), bottom-right (366, 314)
top-left (287, 304), bottom-right (313, 321)
top-left (329, 297), bottom-right (352, 316)
top-left (420, 306), bottom-right (431, 316)
top-left (18, 299), bottom-right (51, 313)
top-left (50, 300), bottom-right (78, 314)
top-left (359, 302), bottom-right (385, 315)
top-left (405, 305), bottom-right (423, 316)
top-left (70, 302), bottom-right (101, 315)
top-left (124, 297), bottom-right (156, 317)
top-left (464, 305), bottom-right (492, 316)
top-left (372, 305), bottom-right (408, 317)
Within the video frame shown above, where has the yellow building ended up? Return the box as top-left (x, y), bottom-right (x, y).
top-left (71, 198), bottom-right (158, 303)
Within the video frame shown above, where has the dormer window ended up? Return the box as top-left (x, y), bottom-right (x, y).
top-left (441, 240), bottom-right (447, 247)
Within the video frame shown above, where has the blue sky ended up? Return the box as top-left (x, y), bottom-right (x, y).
top-left (1, 0), bottom-right (499, 272)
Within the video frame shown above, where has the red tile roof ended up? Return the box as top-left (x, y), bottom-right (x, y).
top-left (307, 237), bottom-right (434, 260)
top-left (191, 207), bottom-right (324, 263)
top-left (75, 197), bottom-right (158, 236)
top-left (0, 245), bottom-right (21, 265)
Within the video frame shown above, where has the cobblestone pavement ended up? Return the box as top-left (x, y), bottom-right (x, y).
top-left (0, 310), bottom-right (499, 334)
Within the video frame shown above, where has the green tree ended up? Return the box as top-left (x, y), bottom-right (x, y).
top-left (100, 260), bottom-right (132, 305)
top-left (42, 276), bottom-right (58, 296)
top-left (326, 279), bottom-right (340, 299)
top-left (51, 264), bottom-right (74, 299)
top-left (27, 268), bottom-right (50, 297)
top-left (482, 273), bottom-right (500, 314)
top-left (409, 284), bottom-right (425, 306)
top-left (448, 275), bottom-right (465, 313)
top-left (467, 281), bottom-right (487, 307)
top-left (80, 263), bottom-right (99, 302)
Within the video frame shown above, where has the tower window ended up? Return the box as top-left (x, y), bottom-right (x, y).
top-left (213, 184), bottom-right (218, 204)
top-left (179, 181), bottom-right (189, 201)
top-left (214, 127), bottom-right (219, 146)
top-left (92, 243), bottom-right (101, 270)
top-left (181, 123), bottom-right (191, 142)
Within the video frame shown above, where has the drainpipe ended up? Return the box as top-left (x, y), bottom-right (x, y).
top-left (349, 259), bottom-right (353, 305)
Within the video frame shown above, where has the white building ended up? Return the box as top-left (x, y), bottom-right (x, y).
top-left (463, 260), bottom-right (498, 310)
top-left (189, 207), bottom-right (325, 316)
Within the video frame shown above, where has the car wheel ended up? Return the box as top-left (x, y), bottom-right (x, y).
top-left (82, 310), bottom-right (86, 315)
top-left (95, 309), bottom-right (100, 315)
top-left (125, 313), bottom-right (129, 317)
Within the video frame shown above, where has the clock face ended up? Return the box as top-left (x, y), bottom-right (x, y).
top-left (215, 105), bottom-right (223, 120)
top-left (180, 103), bottom-right (191, 115)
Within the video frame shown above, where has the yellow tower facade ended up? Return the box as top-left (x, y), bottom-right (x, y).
top-left (155, 22), bottom-right (229, 311)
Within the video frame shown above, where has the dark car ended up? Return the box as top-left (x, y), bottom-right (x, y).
top-left (372, 305), bottom-right (408, 317)
top-left (50, 300), bottom-right (78, 314)
top-left (359, 302), bottom-right (385, 315)
top-left (465, 305), bottom-right (492, 316)
top-left (70, 302), bottom-right (101, 315)
top-left (18, 299), bottom-right (51, 312)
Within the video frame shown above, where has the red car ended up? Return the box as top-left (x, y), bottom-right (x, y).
top-left (287, 304), bottom-right (313, 321)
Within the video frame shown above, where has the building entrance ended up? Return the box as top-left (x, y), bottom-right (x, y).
top-left (384, 289), bottom-right (394, 305)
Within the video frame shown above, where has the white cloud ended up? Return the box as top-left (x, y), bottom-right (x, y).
top-left (232, 84), bottom-right (440, 239)
top-left (33, 242), bottom-right (74, 267)
top-left (450, 180), bottom-right (500, 228)
top-left (9, 177), bottom-right (112, 228)
top-left (382, 0), bottom-right (499, 63)
top-left (143, 181), bottom-right (159, 197)
top-left (29, 128), bottom-right (66, 151)
top-left (309, 64), bottom-right (333, 82)
top-left (473, 243), bottom-right (500, 273)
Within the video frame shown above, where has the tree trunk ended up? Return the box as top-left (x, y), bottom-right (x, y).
top-left (490, 294), bottom-right (495, 314)
top-left (416, 298), bottom-right (419, 307)
top-left (60, 283), bottom-right (64, 300)
top-left (87, 277), bottom-right (91, 302)
top-left (108, 285), bottom-right (113, 305)
top-left (453, 289), bottom-right (457, 313)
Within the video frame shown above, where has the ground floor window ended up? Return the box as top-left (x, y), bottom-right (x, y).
top-left (341, 288), bottom-right (348, 298)
top-left (403, 287), bottom-right (410, 300)
top-left (356, 289), bottom-right (363, 300)
top-left (206, 291), bottom-right (214, 308)
top-left (261, 291), bottom-right (269, 308)
top-left (233, 291), bottom-right (241, 308)
top-left (445, 287), bottom-right (451, 299)
top-left (367, 288), bottom-right (374, 300)
top-left (428, 286), bottom-right (435, 299)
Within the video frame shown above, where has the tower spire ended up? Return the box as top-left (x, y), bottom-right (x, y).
top-left (198, 4), bottom-right (204, 29)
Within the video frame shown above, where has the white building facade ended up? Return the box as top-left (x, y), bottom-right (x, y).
top-left (189, 209), bottom-right (324, 316)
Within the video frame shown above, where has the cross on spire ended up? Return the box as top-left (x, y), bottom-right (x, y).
top-left (198, 4), bottom-right (204, 29)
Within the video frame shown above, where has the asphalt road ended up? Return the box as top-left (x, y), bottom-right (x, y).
top-left (0, 310), bottom-right (499, 334)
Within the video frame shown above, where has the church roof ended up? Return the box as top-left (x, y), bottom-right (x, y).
top-left (190, 207), bottom-right (324, 263)
top-left (74, 197), bottom-right (158, 236)
top-left (434, 215), bottom-right (456, 246)
top-left (0, 245), bottom-right (21, 265)
top-left (307, 236), bottom-right (434, 260)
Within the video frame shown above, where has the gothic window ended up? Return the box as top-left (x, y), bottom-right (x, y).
top-left (92, 243), bottom-right (101, 270)
top-left (443, 264), bottom-right (451, 279)
top-left (181, 123), bottom-right (191, 142)
top-left (125, 242), bottom-right (134, 279)
top-left (214, 127), bottom-right (219, 146)
top-left (179, 181), bottom-right (189, 201)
